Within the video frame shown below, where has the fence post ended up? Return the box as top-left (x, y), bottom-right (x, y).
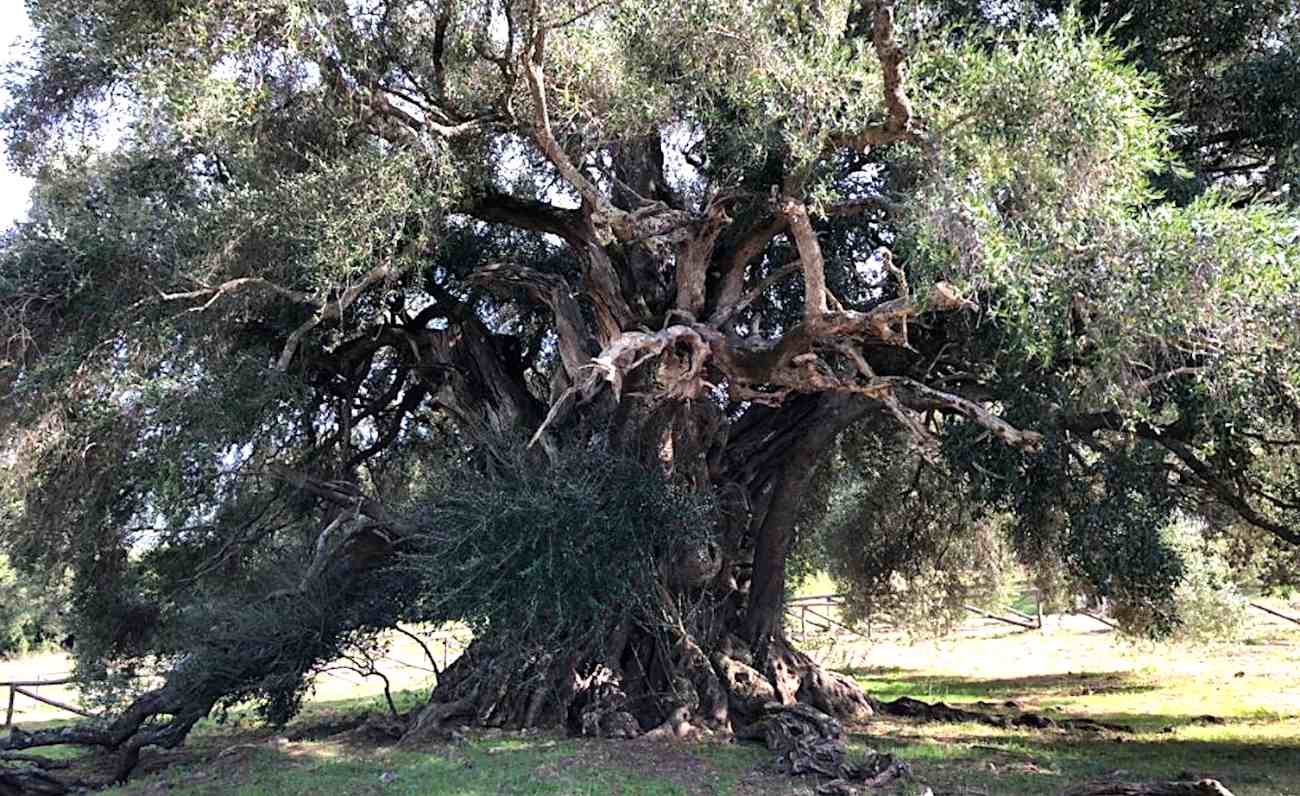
top-left (5, 684), bottom-right (14, 728)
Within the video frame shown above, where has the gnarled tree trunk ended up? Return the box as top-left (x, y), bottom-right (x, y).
top-left (404, 392), bottom-right (880, 745)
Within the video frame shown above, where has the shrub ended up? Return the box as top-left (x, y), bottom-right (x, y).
top-left (1164, 514), bottom-right (1250, 643)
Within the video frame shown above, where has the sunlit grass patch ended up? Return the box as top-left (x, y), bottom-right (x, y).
top-left (841, 615), bottom-right (1300, 796)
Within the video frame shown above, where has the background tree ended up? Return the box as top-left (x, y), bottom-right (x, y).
top-left (1, 0), bottom-right (1297, 784)
top-left (0, 555), bottom-right (63, 659)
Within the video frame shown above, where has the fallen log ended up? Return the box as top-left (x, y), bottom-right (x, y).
top-left (1062, 779), bottom-right (1236, 796)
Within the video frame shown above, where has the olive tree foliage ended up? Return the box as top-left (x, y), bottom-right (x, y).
top-left (0, 0), bottom-right (1298, 781)
top-left (804, 425), bottom-right (1019, 637)
top-left (925, 0), bottom-right (1300, 203)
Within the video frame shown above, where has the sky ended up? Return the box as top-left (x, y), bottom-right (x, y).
top-left (0, 0), bottom-right (34, 229)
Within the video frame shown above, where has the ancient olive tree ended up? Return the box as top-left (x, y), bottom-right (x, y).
top-left (1, 0), bottom-right (1298, 785)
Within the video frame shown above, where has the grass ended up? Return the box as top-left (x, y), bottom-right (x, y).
top-left (5, 601), bottom-right (1299, 795)
top-left (97, 735), bottom-right (712, 795)
top-left (838, 609), bottom-right (1300, 795)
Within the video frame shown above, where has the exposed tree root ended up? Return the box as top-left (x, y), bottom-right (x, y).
top-left (0, 753), bottom-right (69, 770)
top-left (0, 766), bottom-right (73, 795)
top-left (870, 695), bottom-right (1134, 734)
top-left (748, 702), bottom-right (910, 784)
top-left (1, 620), bottom-right (1235, 796)
top-left (400, 628), bottom-right (897, 794)
top-left (0, 682), bottom-right (217, 785)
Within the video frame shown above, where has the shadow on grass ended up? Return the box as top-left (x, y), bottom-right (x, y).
top-left (98, 727), bottom-right (764, 795)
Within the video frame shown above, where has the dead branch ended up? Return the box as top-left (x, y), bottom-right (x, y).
top-left (890, 378), bottom-right (1044, 451)
top-left (141, 277), bottom-right (318, 314)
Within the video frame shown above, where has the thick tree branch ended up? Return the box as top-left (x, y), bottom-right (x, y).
top-left (466, 191), bottom-right (587, 248)
top-left (520, 21), bottom-right (609, 221)
top-left (519, 9), bottom-right (697, 260)
top-left (780, 200), bottom-right (828, 322)
top-left (830, 0), bottom-right (917, 152)
top-left (1059, 412), bottom-right (1300, 547)
top-left (737, 394), bottom-right (878, 648)
top-left (675, 199), bottom-right (731, 317)
top-left (713, 215), bottom-right (787, 323)
top-left (1136, 425), bottom-right (1300, 547)
top-left (468, 262), bottom-right (593, 379)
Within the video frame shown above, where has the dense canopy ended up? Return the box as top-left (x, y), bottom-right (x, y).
top-left (1, 0), bottom-right (1298, 787)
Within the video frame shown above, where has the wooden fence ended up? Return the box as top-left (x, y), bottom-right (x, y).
top-left (785, 592), bottom-right (1048, 642)
top-left (3, 676), bottom-right (92, 728)
top-left (786, 592), bottom-right (1300, 642)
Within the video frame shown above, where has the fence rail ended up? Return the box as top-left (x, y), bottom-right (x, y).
top-left (785, 592), bottom-right (1050, 642)
top-left (3, 676), bottom-right (92, 728)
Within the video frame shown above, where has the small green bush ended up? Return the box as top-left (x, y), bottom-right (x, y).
top-left (1164, 515), bottom-right (1250, 643)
